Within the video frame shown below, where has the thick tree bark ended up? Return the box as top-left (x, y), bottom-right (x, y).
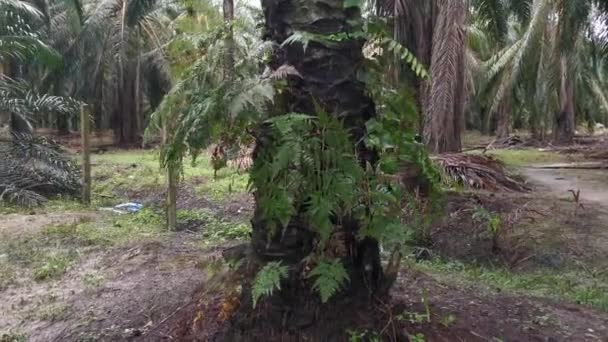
top-left (423, 0), bottom-right (467, 154)
top-left (0, 64), bottom-right (10, 141)
top-left (223, 0), bottom-right (235, 80)
top-left (553, 57), bottom-right (575, 144)
top-left (56, 113), bottom-right (70, 135)
top-left (255, 0), bottom-right (383, 292)
top-left (113, 65), bottom-right (140, 145)
top-left (495, 93), bottom-right (512, 139)
top-left (0, 110), bottom-right (10, 142)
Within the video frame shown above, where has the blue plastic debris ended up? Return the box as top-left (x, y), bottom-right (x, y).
top-left (114, 202), bottom-right (143, 213)
top-left (100, 202), bottom-right (143, 214)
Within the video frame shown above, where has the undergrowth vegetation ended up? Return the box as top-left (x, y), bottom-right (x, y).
top-left (417, 258), bottom-right (608, 312)
top-left (483, 149), bottom-right (571, 167)
top-left (0, 150), bottom-right (251, 291)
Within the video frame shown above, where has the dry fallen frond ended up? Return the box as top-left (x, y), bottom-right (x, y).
top-left (433, 153), bottom-right (530, 192)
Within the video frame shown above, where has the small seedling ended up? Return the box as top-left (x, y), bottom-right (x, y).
top-left (440, 313), bottom-right (457, 328)
top-left (346, 329), bottom-right (380, 342)
top-left (397, 289), bottom-right (432, 324)
top-left (409, 333), bottom-right (426, 342)
top-left (34, 255), bottom-right (71, 281)
top-left (472, 206), bottom-right (502, 252)
top-left (568, 189), bottom-right (584, 216)
top-left (83, 271), bottom-right (105, 288)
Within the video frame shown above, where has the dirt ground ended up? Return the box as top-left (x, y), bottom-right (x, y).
top-left (0, 155), bottom-right (252, 341)
top-left (2, 150), bottom-right (608, 341)
top-left (157, 161), bottom-right (608, 341)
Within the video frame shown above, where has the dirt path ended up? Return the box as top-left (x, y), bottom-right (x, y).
top-left (523, 167), bottom-right (608, 204)
top-left (0, 211), bottom-right (99, 238)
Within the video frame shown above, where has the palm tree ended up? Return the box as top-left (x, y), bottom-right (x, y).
top-left (0, 0), bottom-right (81, 206)
top-left (254, 0), bottom-right (384, 295)
top-left (481, 0), bottom-right (608, 143)
top-left (374, 0), bottom-right (470, 153)
top-left (68, 0), bottom-right (173, 145)
top-left (0, 0), bottom-right (79, 139)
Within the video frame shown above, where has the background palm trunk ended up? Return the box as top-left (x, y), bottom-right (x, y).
top-left (223, 0), bottom-right (234, 81)
top-left (423, 0), bottom-right (467, 153)
top-left (255, 0), bottom-right (383, 292)
top-left (553, 57), bottom-right (575, 144)
top-left (496, 94), bottom-right (512, 139)
top-left (0, 63), bottom-right (10, 141)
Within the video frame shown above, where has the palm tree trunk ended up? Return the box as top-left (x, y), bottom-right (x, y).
top-left (223, 0), bottom-right (234, 80)
top-left (115, 65), bottom-right (139, 146)
top-left (0, 64), bottom-right (10, 141)
top-left (423, 0), bottom-right (467, 153)
top-left (496, 94), bottom-right (512, 139)
top-left (255, 0), bottom-right (382, 292)
top-left (553, 56), bottom-right (575, 144)
top-left (134, 53), bottom-right (142, 143)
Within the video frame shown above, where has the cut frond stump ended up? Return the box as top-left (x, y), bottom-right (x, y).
top-left (433, 153), bottom-right (529, 192)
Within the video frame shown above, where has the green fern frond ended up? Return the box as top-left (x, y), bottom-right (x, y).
top-left (309, 259), bottom-right (350, 303)
top-left (251, 261), bottom-right (289, 308)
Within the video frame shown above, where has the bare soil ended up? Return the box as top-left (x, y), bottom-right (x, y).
top-left (154, 164), bottom-right (608, 341)
top-left (3, 155), bottom-right (608, 341)
top-left (149, 267), bottom-right (608, 342)
top-left (0, 177), bottom-right (251, 341)
top-left (0, 211), bottom-right (99, 238)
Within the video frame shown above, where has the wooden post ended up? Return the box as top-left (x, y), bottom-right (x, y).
top-left (81, 104), bottom-right (92, 205)
top-left (167, 163), bottom-right (178, 230)
top-left (163, 126), bottom-right (178, 230)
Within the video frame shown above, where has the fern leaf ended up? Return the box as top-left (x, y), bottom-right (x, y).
top-left (268, 64), bottom-right (302, 80)
top-left (251, 261), bottom-right (289, 308)
top-left (309, 259), bottom-right (350, 303)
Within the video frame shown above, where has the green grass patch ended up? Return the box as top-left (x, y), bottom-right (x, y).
top-left (91, 150), bottom-right (248, 204)
top-left (196, 173), bottom-right (249, 200)
top-left (176, 209), bottom-right (251, 245)
top-left (92, 150), bottom-right (159, 167)
top-left (45, 208), bottom-right (165, 246)
top-left (0, 209), bottom-right (166, 282)
top-left (0, 330), bottom-right (27, 342)
top-left (36, 303), bottom-right (70, 322)
top-left (0, 255), bottom-right (15, 289)
top-left (33, 252), bottom-right (74, 281)
top-left (82, 271), bottom-right (105, 289)
top-left (0, 233), bottom-right (79, 282)
top-left (416, 258), bottom-right (608, 312)
top-left (482, 149), bottom-right (569, 167)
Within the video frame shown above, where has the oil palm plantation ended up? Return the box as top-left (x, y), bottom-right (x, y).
top-left (62, 0), bottom-right (173, 144)
top-left (376, 0), bottom-right (608, 147)
top-left (479, 0), bottom-right (608, 143)
top-left (1, 0), bottom-right (81, 206)
top-left (1, 0), bottom-right (79, 138)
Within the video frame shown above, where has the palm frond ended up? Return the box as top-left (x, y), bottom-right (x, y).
top-left (0, 133), bottom-right (81, 207)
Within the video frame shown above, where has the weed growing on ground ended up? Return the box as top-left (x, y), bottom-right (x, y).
top-left (409, 333), bottom-right (426, 342)
top-left (0, 209), bottom-right (166, 282)
top-left (481, 149), bottom-right (569, 167)
top-left (33, 252), bottom-right (74, 281)
top-left (45, 208), bottom-right (165, 246)
top-left (346, 330), bottom-right (381, 342)
top-left (196, 173), bottom-right (249, 201)
top-left (36, 303), bottom-right (71, 322)
top-left (0, 255), bottom-right (14, 289)
top-left (82, 271), bottom-right (105, 288)
top-left (417, 257), bottom-right (608, 312)
top-left (202, 220), bottom-right (250, 244)
top-left (180, 209), bottom-right (251, 245)
top-left (0, 330), bottom-right (27, 342)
